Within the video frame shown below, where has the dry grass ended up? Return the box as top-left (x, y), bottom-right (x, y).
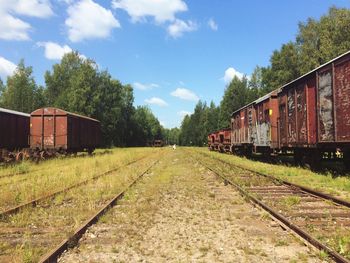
top-left (0, 148), bottom-right (158, 212)
top-left (0, 148), bottom-right (163, 262)
top-left (191, 147), bottom-right (350, 201)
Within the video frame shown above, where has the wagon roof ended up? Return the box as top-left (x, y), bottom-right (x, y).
top-left (31, 107), bottom-right (100, 122)
top-left (209, 128), bottom-right (231, 134)
top-left (0, 107), bottom-right (30, 117)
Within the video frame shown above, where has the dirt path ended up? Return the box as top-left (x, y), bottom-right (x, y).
top-left (59, 149), bottom-right (320, 262)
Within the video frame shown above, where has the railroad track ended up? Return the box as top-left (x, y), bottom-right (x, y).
top-left (0, 156), bottom-right (147, 217)
top-left (194, 152), bottom-right (350, 262)
top-left (0, 157), bottom-right (159, 262)
top-left (39, 159), bottom-right (159, 263)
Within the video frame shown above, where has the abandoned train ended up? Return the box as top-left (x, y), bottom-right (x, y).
top-left (0, 107), bottom-right (101, 162)
top-left (208, 50), bottom-right (350, 168)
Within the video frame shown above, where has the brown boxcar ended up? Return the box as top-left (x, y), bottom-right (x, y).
top-left (30, 108), bottom-right (100, 153)
top-left (0, 108), bottom-right (30, 151)
top-left (208, 131), bottom-right (219, 151)
top-left (277, 50), bottom-right (350, 164)
top-left (217, 128), bottom-right (231, 152)
top-left (208, 132), bottom-right (217, 151)
top-left (230, 90), bottom-right (278, 154)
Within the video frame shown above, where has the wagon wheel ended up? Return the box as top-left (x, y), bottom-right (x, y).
top-left (40, 151), bottom-right (47, 160)
top-left (15, 152), bottom-right (24, 162)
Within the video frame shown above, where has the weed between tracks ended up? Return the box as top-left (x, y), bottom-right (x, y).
top-left (57, 148), bottom-right (317, 263)
top-left (0, 148), bottom-right (163, 262)
top-left (193, 147), bottom-right (350, 202)
top-left (191, 148), bottom-right (350, 260)
top-left (0, 148), bottom-right (156, 212)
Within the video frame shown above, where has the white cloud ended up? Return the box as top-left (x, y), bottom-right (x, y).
top-left (66, 0), bottom-right (120, 42)
top-left (0, 57), bottom-right (17, 80)
top-left (112, 0), bottom-right (187, 23)
top-left (145, 97), bottom-right (168, 107)
top-left (37, 42), bottom-right (73, 60)
top-left (178, 110), bottom-right (191, 118)
top-left (167, 19), bottom-right (197, 38)
top-left (133, 82), bottom-right (159, 91)
top-left (0, 14), bottom-right (31, 41)
top-left (171, 88), bottom-right (199, 101)
top-left (0, 0), bottom-right (53, 41)
top-left (9, 0), bottom-right (53, 18)
top-left (208, 18), bottom-right (218, 31)
top-left (223, 67), bottom-right (244, 84)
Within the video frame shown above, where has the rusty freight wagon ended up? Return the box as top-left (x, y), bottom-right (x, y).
top-left (230, 90), bottom-right (279, 155)
top-left (30, 108), bottom-right (100, 155)
top-left (277, 50), bottom-right (350, 167)
top-left (0, 108), bottom-right (30, 161)
top-left (217, 128), bottom-right (231, 152)
top-left (208, 130), bottom-right (222, 151)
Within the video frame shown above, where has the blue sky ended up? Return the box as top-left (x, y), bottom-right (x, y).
top-left (0, 0), bottom-right (349, 128)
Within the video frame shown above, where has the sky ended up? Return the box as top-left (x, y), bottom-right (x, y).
top-left (0, 0), bottom-right (349, 128)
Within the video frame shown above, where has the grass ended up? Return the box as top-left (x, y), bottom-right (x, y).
top-left (192, 147), bottom-right (350, 201)
top-left (0, 148), bottom-right (163, 262)
top-left (280, 196), bottom-right (301, 208)
top-left (0, 148), bottom-right (158, 212)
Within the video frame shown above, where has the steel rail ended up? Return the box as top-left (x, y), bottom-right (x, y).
top-left (39, 159), bottom-right (159, 263)
top-left (194, 157), bottom-right (349, 263)
top-left (198, 151), bottom-right (350, 209)
top-left (0, 156), bottom-right (147, 218)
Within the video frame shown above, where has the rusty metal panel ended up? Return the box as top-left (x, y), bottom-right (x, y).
top-left (296, 85), bottom-right (307, 143)
top-left (318, 70), bottom-right (335, 142)
top-left (306, 78), bottom-right (317, 144)
top-left (56, 116), bottom-right (67, 147)
top-left (30, 108), bottom-right (68, 150)
top-left (0, 108), bottom-right (30, 150)
top-left (334, 58), bottom-right (350, 141)
top-left (253, 98), bottom-right (277, 147)
top-left (240, 110), bottom-right (245, 143)
top-left (248, 106), bottom-right (256, 144)
top-left (231, 114), bottom-right (241, 144)
top-left (278, 93), bottom-right (288, 145)
top-left (287, 88), bottom-right (297, 143)
top-left (269, 97), bottom-right (279, 148)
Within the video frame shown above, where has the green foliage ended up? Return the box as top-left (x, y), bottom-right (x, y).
top-left (218, 76), bottom-right (254, 128)
top-left (297, 7), bottom-right (350, 74)
top-left (130, 106), bottom-right (163, 146)
top-left (163, 127), bottom-right (180, 145)
top-left (0, 60), bottom-right (45, 113)
top-left (263, 6), bottom-right (350, 91)
top-left (179, 100), bottom-right (219, 146)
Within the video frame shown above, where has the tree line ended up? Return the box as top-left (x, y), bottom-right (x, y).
top-left (178, 6), bottom-right (350, 146)
top-left (0, 53), bottom-right (165, 147)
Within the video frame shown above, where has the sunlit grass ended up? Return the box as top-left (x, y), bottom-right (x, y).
top-left (0, 148), bottom-right (163, 261)
top-left (190, 147), bottom-right (350, 201)
top-left (0, 148), bottom-right (160, 212)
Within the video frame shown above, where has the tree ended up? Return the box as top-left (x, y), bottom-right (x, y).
top-left (45, 52), bottom-right (99, 116)
top-left (267, 42), bottom-right (301, 89)
top-left (218, 76), bottom-right (249, 129)
top-left (0, 78), bottom-right (4, 106)
top-left (297, 7), bottom-right (350, 74)
top-left (131, 106), bottom-right (164, 146)
top-left (1, 60), bottom-right (43, 113)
